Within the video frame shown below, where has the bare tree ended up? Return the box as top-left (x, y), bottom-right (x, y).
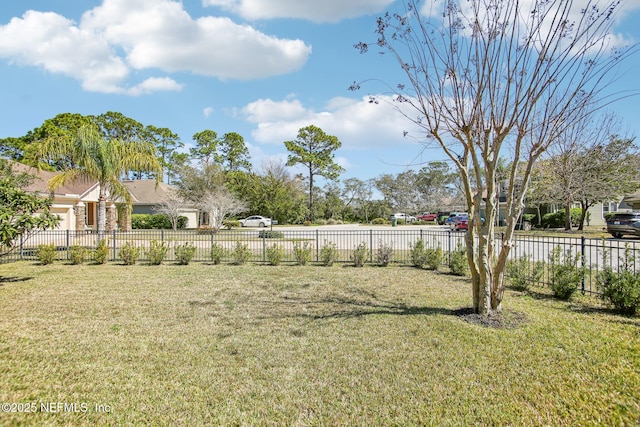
top-left (354, 0), bottom-right (637, 315)
top-left (154, 189), bottom-right (186, 231)
top-left (534, 112), bottom-right (638, 230)
top-left (199, 190), bottom-right (247, 231)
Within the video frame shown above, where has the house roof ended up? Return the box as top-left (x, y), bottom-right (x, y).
top-left (122, 179), bottom-right (176, 204)
top-left (10, 161), bottom-right (98, 197)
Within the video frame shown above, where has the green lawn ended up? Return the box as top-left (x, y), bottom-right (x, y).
top-left (0, 261), bottom-right (638, 425)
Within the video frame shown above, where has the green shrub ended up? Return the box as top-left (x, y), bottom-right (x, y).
top-left (506, 255), bottom-right (545, 291)
top-left (232, 241), bottom-right (252, 265)
top-left (265, 244), bottom-right (284, 266)
top-left (351, 242), bottom-right (368, 267)
top-left (371, 217), bottom-right (388, 225)
top-left (376, 240), bottom-right (393, 267)
top-left (597, 245), bottom-right (640, 315)
top-left (175, 242), bottom-right (196, 265)
top-left (119, 241), bottom-right (140, 266)
top-left (223, 219), bottom-right (241, 229)
top-left (540, 208), bottom-right (584, 229)
top-left (449, 245), bottom-right (468, 276)
top-left (258, 230), bottom-right (284, 238)
top-left (549, 246), bottom-right (583, 300)
top-left (147, 240), bottom-right (169, 265)
top-left (293, 241), bottom-right (313, 265)
top-left (36, 243), bottom-right (57, 265)
top-left (131, 214), bottom-right (187, 229)
top-left (210, 243), bottom-right (227, 265)
top-left (93, 239), bottom-right (109, 264)
top-left (319, 241), bottom-right (339, 266)
top-left (410, 239), bottom-right (427, 268)
top-left (69, 245), bottom-right (88, 265)
top-left (425, 244), bottom-right (444, 271)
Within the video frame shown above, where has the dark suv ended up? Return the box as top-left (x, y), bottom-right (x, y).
top-left (606, 212), bottom-right (640, 238)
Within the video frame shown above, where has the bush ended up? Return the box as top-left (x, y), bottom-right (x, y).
top-left (69, 245), bottom-right (88, 265)
top-left (293, 241), bottom-right (313, 265)
top-left (265, 244), bottom-right (284, 266)
top-left (506, 255), bottom-right (544, 291)
top-left (258, 230), bottom-right (284, 238)
top-left (410, 239), bottom-right (427, 268)
top-left (371, 217), bottom-right (388, 225)
top-left (131, 213), bottom-right (187, 230)
top-left (540, 208), bottom-right (583, 229)
top-left (232, 241), bottom-right (252, 265)
top-left (36, 243), bottom-right (57, 265)
top-left (119, 241), bottom-right (140, 265)
top-left (376, 240), bottom-right (393, 267)
top-left (175, 242), bottom-right (196, 265)
top-left (303, 220), bottom-right (312, 227)
top-left (319, 241), bottom-right (339, 266)
top-left (549, 246), bottom-right (583, 300)
top-left (146, 240), bottom-right (168, 265)
top-left (598, 245), bottom-right (640, 315)
top-left (351, 242), bottom-right (368, 267)
top-left (210, 243), bottom-right (227, 265)
top-left (93, 239), bottom-right (109, 264)
top-left (223, 219), bottom-right (241, 229)
top-left (449, 245), bottom-right (468, 276)
top-left (425, 245), bottom-right (444, 271)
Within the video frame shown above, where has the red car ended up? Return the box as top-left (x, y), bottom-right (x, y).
top-left (416, 212), bottom-right (438, 221)
top-left (451, 215), bottom-right (469, 231)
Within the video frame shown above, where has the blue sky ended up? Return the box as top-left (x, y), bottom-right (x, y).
top-left (0, 0), bottom-right (639, 184)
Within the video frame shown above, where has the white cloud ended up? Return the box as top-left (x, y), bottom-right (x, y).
top-left (204, 0), bottom-right (394, 23)
top-left (241, 95), bottom-right (420, 150)
top-left (0, 0), bottom-right (311, 94)
top-left (203, 107), bottom-right (215, 118)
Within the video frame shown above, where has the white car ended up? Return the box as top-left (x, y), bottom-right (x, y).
top-left (239, 215), bottom-right (276, 228)
top-left (388, 213), bottom-right (416, 223)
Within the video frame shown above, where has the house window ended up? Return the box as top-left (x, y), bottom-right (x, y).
top-left (602, 201), bottom-right (618, 219)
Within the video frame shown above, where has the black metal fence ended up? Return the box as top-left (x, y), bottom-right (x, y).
top-left (3, 228), bottom-right (640, 297)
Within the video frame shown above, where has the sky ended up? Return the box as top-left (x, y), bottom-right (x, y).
top-left (0, 0), bottom-right (639, 185)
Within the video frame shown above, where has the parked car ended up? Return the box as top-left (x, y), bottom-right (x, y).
top-left (450, 214), bottom-right (469, 231)
top-left (239, 215), bottom-right (277, 228)
top-left (606, 211), bottom-right (640, 238)
top-left (445, 212), bottom-right (467, 225)
top-left (416, 212), bottom-right (438, 222)
top-left (389, 213), bottom-right (416, 223)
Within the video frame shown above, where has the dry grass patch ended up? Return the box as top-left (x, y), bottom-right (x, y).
top-left (0, 262), bottom-right (638, 425)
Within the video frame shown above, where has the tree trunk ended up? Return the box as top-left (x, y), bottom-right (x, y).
top-left (564, 204), bottom-right (572, 231)
top-left (308, 167), bottom-right (314, 222)
top-left (97, 185), bottom-right (107, 237)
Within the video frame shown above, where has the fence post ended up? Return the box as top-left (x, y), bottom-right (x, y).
top-left (581, 235), bottom-right (586, 294)
top-left (161, 229), bottom-right (164, 242)
top-left (447, 229), bottom-right (452, 264)
top-left (368, 229), bottom-right (373, 263)
top-left (262, 230), bottom-right (266, 262)
top-left (315, 230), bottom-right (320, 262)
top-left (112, 230), bottom-right (117, 261)
top-left (19, 235), bottom-right (24, 261)
top-left (66, 230), bottom-right (70, 260)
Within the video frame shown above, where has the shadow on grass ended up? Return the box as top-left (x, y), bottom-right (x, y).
top-left (0, 276), bottom-right (33, 284)
top-left (276, 294), bottom-right (455, 320)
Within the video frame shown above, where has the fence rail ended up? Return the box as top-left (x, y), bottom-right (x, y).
top-left (4, 228), bottom-right (640, 297)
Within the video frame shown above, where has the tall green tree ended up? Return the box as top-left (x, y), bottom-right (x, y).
top-left (37, 126), bottom-right (162, 234)
top-left (284, 125), bottom-right (344, 221)
top-left (191, 130), bottom-right (220, 168)
top-left (145, 125), bottom-right (183, 183)
top-left (0, 160), bottom-right (60, 251)
top-left (219, 132), bottom-right (251, 172)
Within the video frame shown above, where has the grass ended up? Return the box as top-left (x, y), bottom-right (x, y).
top-left (0, 262), bottom-right (638, 425)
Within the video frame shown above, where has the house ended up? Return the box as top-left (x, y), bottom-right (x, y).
top-left (122, 180), bottom-right (198, 229)
top-left (12, 162), bottom-right (119, 232)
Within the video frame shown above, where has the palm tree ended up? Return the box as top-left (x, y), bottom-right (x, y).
top-left (39, 125), bottom-right (162, 234)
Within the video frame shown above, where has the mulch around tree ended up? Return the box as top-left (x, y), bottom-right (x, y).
top-left (453, 307), bottom-right (530, 329)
